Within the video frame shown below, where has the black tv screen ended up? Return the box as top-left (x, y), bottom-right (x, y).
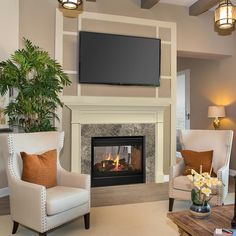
top-left (79, 31), bottom-right (161, 86)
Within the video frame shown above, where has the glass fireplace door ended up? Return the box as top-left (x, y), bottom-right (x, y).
top-left (91, 136), bottom-right (145, 187)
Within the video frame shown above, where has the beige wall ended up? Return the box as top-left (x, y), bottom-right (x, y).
top-left (0, 0), bottom-right (19, 61)
top-left (85, 0), bottom-right (235, 57)
top-left (177, 37), bottom-right (236, 169)
top-left (0, 0), bottom-right (19, 190)
top-left (19, 0), bottom-right (58, 56)
top-left (19, 0), bottom-right (235, 59)
top-left (18, 0), bottom-right (236, 172)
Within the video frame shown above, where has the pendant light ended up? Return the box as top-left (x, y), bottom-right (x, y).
top-left (215, 0), bottom-right (236, 30)
top-left (58, 0), bottom-right (83, 10)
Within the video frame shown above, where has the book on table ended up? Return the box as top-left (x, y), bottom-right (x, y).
top-left (214, 229), bottom-right (236, 236)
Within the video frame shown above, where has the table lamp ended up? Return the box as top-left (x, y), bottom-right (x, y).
top-left (208, 106), bottom-right (225, 129)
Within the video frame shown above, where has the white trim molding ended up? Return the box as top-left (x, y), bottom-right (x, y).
top-left (163, 175), bottom-right (169, 182)
top-left (0, 187), bottom-right (9, 197)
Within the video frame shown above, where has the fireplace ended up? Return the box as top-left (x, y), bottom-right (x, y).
top-left (91, 136), bottom-right (145, 187)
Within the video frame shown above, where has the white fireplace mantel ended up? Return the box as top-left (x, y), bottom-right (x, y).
top-left (63, 96), bottom-right (170, 183)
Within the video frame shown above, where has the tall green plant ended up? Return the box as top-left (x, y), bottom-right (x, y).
top-left (0, 38), bottom-right (71, 132)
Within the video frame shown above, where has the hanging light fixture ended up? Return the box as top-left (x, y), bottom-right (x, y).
top-left (58, 0), bottom-right (83, 10)
top-left (215, 0), bottom-right (236, 30)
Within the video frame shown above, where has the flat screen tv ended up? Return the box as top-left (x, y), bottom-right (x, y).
top-left (79, 31), bottom-right (161, 86)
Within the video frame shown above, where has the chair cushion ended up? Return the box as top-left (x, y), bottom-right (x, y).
top-left (181, 149), bottom-right (216, 176)
top-left (46, 186), bottom-right (89, 216)
top-left (173, 176), bottom-right (218, 194)
top-left (173, 176), bottom-right (192, 192)
top-left (21, 149), bottom-right (57, 188)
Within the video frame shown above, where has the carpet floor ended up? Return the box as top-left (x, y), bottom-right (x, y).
top-left (0, 193), bottom-right (234, 236)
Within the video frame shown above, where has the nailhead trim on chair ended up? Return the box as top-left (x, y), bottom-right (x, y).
top-left (40, 188), bottom-right (47, 232)
top-left (8, 135), bottom-right (19, 179)
top-left (217, 170), bottom-right (223, 205)
top-left (8, 134), bottom-right (14, 154)
top-left (169, 170), bottom-right (174, 197)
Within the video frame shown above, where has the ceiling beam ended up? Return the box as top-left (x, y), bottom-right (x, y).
top-left (141, 0), bottom-right (160, 9)
top-left (189, 0), bottom-right (220, 16)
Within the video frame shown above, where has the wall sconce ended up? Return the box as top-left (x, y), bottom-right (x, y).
top-left (58, 0), bottom-right (82, 10)
top-left (208, 106), bottom-right (226, 129)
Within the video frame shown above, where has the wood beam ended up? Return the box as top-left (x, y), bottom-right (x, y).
top-left (189, 0), bottom-right (220, 16)
top-left (141, 0), bottom-right (160, 9)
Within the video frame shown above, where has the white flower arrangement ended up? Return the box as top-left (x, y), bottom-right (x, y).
top-left (187, 168), bottom-right (222, 206)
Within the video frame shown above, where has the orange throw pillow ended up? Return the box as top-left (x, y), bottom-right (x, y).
top-left (21, 149), bottom-right (57, 188)
top-left (181, 150), bottom-right (216, 176)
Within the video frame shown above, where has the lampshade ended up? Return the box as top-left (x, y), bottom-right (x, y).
top-left (58, 0), bottom-right (82, 10)
top-left (215, 0), bottom-right (236, 29)
top-left (208, 106), bottom-right (226, 118)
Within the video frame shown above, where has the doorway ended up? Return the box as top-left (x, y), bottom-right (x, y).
top-left (176, 69), bottom-right (190, 130)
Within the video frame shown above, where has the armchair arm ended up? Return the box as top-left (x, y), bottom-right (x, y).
top-left (217, 165), bottom-right (229, 203)
top-left (57, 168), bottom-right (90, 192)
top-left (169, 158), bottom-right (185, 198)
top-left (9, 179), bottom-right (47, 233)
top-left (170, 158), bottom-right (185, 179)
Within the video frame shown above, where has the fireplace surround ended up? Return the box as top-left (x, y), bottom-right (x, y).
top-left (64, 97), bottom-right (170, 183)
top-left (81, 123), bottom-right (155, 183)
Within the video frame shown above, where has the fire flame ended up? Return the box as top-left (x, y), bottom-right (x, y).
top-left (102, 153), bottom-right (121, 171)
top-left (114, 155), bottom-right (120, 170)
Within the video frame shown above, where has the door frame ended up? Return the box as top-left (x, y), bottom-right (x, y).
top-left (177, 69), bottom-right (190, 129)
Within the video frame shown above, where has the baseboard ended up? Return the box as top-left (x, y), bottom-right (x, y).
top-left (163, 175), bottom-right (169, 182)
top-left (0, 187), bottom-right (9, 197)
top-left (156, 173), bottom-right (169, 183)
top-left (229, 169), bottom-right (236, 177)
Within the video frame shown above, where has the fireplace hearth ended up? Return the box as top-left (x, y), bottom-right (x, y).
top-left (91, 136), bottom-right (145, 187)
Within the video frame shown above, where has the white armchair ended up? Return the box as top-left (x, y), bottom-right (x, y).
top-left (169, 129), bottom-right (233, 211)
top-left (0, 131), bottom-right (90, 236)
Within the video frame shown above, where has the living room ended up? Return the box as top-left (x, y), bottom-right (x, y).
top-left (0, 0), bottom-right (236, 235)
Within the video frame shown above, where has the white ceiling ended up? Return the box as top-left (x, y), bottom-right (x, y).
top-left (159, 0), bottom-right (196, 7)
top-left (159, 0), bottom-right (236, 7)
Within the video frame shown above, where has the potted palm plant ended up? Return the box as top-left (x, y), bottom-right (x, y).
top-left (0, 38), bottom-right (71, 132)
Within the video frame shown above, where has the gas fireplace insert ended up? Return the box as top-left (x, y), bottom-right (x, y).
top-left (91, 136), bottom-right (145, 187)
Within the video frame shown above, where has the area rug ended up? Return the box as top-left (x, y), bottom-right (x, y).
top-left (0, 193), bottom-right (234, 236)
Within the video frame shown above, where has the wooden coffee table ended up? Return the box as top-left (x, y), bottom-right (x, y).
top-left (167, 204), bottom-right (234, 236)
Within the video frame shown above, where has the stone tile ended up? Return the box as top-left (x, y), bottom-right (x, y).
top-left (81, 124), bottom-right (155, 183)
